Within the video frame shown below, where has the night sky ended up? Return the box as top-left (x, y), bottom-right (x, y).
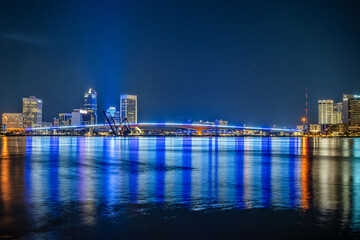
top-left (1, 0), bottom-right (360, 126)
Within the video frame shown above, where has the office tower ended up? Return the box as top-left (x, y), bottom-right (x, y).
top-left (71, 109), bottom-right (95, 126)
top-left (106, 107), bottom-right (120, 124)
top-left (58, 113), bottom-right (72, 126)
top-left (23, 96), bottom-right (42, 128)
top-left (120, 95), bottom-right (137, 123)
top-left (318, 100), bottom-right (334, 124)
top-left (1, 113), bottom-right (23, 129)
top-left (333, 102), bottom-right (343, 124)
top-left (343, 94), bottom-right (360, 132)
top-left (84, 88), bottom-right (97, 123)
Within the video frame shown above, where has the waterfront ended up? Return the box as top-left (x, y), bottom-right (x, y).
top-left (1, 136), bottom-right (360, 239)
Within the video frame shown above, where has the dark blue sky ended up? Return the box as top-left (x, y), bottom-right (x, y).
top-left (1, 0), bottom-right (360, 126)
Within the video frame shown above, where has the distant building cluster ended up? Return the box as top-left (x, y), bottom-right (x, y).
top-left (303, 93), bottom-right (360, 136)
top-left (193, 119), bottom-right (228, 126)
top-left (1, 89), bottom-right (138, 133)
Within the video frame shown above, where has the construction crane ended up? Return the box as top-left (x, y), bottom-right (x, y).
top-left (103, 110), bottom-right (131, 136)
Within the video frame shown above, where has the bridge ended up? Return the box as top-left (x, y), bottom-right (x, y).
top-left (25, 122), bottom-right (301, 135)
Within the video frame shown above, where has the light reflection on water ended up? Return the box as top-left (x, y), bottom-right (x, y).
top-left (1, 136), bottom-right (360, 238)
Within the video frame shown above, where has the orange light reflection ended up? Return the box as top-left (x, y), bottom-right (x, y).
top-left (301, 137), bottom-right (310, 210)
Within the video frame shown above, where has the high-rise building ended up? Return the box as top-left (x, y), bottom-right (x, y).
top-left (343, 94), bottom-right (360, 132)
top-left (318, 100), bottom-right (334, 124)
top-left (71, 109), bottom-right (95, 126)
top-left (120, 95), bottom-right (137, 123)
top-left (23, 96), bottom-right (42, 128)
top-left (58, 113), bottom-right (72, 126)
top-left (1, 113), bottom-right (23, 129)
top-left (333, 102), bottom-right (343, 124)
top-left (84, 88), bottom-right (97, 124)
top-left (106, 107), bottom-right (120, 124)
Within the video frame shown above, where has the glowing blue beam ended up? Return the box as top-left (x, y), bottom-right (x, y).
top-left (26, 122), bottom-right (301, 132)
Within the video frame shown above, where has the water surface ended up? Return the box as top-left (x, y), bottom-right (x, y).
top-left (0, 136), bottom-right (360, 239)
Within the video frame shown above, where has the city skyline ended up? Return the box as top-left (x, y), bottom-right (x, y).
top-left (2, 1), bottom-right (360, 239)
top-left (2, 88), bottom-right (360, 128)
top-left (1, 1), bottom-right (359, 126)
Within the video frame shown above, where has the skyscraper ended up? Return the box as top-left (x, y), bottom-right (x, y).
top-left (84, 88), bottom-right (97, 124)
top-left (23, 96), bottom-right (42, 128)
top-left (333, 102), bottom-right (343, 124)
top-left (120, 95), bottom-right (137, 123)
top-left (343, 94), bottom-right (360, 132)
top-left (318, 100), bottom-right (334, 124)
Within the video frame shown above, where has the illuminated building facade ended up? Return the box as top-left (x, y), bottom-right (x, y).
top-left (58, 113), bottom-right (72, 126)
top-left (71, 109), bottom-right (95, 126)
top-left (216, 119), bottom-right (228, 125)
top-left (53, 118), bottom-right (59, 127)
top-left (193, 119), bottom-right (229, 126)
top-left (120, 95), bottom-right (137, 123)
top-left (22, 96), bottom-right (42, 128)
top-left (308, 124), bottom-right (321, 134)
top-left (84, 88), bottom-right (97, 124)
top-left (318, 100), bottom-right (334, 124)
top-left (333, 102), bottom-right (343, 124)
top-left (1, 113), bottom-right (23, 129)
top-left (41, 122), bottom-right (52, 127)
top-left (106, 107), bottom-right (120, 124)
top-left (343, 94), bottom-right (360, 132)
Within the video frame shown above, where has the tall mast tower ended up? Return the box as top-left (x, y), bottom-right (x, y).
top-left (305, 88), bottom-right (308, 124)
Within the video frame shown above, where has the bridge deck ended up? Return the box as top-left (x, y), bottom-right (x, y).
top-left (25, 122), bottom-right (301, 133)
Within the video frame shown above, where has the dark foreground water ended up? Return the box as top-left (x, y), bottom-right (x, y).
top-left (0, 136), bottom-right (360, 239)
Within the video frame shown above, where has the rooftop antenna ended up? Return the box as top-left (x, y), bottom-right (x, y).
top-left (305, 88), bottom-right (308, 124)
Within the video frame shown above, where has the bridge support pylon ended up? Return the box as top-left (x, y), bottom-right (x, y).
top-left (197, 130), bottom-right (202, 136)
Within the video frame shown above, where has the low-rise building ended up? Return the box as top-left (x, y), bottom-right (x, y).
top-left (71, 109), bottom-right (95, 126)
top-left (0, 124), bottom-right (6, 133)
top-left (325, 124), bottom-right (348, 136)
top-left (193, 120), bottom-right (215, 125)
top-left (216, 119), bottom-right (228, 125)
top-left (296, 125), bottom-right (304, 131)
top-left (42, 122), bottom-right (53, 128)
top-left (53, 118), bottom-right (59, 127)
top-left (58, 113), bottom-right (72, 126)
top-left (106, 107), bottom-right (120, 124)
top-left (305, 124), bottom-right (321, 134)
top-left (1, 113), bottom-right (23, 129)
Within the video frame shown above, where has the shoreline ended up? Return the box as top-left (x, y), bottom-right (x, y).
top-left (1, 134), bottom-right (360, 138)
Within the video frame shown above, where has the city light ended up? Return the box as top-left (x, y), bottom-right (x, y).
top-left (25, 122), bottom-right (301, 133)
